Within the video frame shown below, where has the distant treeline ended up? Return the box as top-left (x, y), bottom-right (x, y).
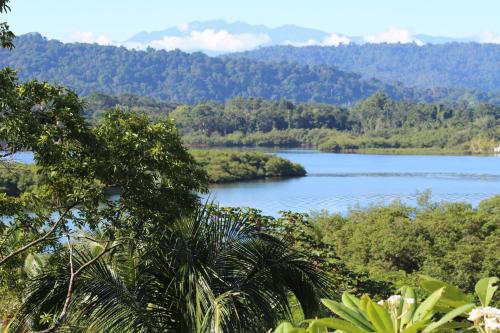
top-left (232, 43), bottom-right (500, 93)
top-left (84, 92), bottom-right (499, 153)
top-left (2, 34), bottom-right (500, 105)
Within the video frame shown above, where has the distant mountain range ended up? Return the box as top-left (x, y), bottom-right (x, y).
top-left (123, 20), bottom-right (480, 54)
top-left (230, 43), bottom-right (500, 92)
top-left (4, 33), bottom-right (497, 106)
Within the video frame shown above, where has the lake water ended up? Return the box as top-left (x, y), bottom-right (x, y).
top-left (205, 149), bottom-right (500, 216)
top-left (8, 150), bottom-right (500, 217)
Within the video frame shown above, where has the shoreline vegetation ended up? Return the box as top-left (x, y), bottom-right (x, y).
top-left (190, 149), bottom-right (306, 183)
top-left (0, 150), bottom-right (306, 196)
top-left (84, 92), bottom-right (500, 155)
top-left (187, 145), bottom-right (483, 156)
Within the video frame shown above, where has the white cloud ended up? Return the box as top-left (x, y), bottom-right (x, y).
top-left (71, 31), bottom-right (111, 45)
top-left (178, 23), bottom-right (190, 32)
top-left (479, 32), bottom-right (500, 44)
top-left (284, 33), bottom-right (350, 47)
top-left (283, 39), bottom-right (320, 47)
top-left (364, 26), bottom-right (424, 45)
top-left (148, 29), bottom-right (271, 52)
top-left (322, 33), bottom-right (351, 46)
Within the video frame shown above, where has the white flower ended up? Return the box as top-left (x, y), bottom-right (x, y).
top-left (387, 295), bottom-right (403, 306)
top-left (485, 317), bottom-right (500, 331)
top-left (483, 306), bottom-right (500, 318)
top-left (468, 308), bottom-right (485, 322)
top-left (377, 300), bottom-right (385, 305)
top-left (404, 298), bottom-right (415, 304)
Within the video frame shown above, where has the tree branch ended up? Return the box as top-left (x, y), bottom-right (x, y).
top-left (33, 239), bottom-right (119, 333)
top-left (0, 203), bottom-right (76, 266)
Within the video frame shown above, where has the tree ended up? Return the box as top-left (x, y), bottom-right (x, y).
top-left (10, 206), bottom-right (334, 332)
top-left (0, 0), bottom-right (15, 49)
top-left (0, 6), bottom-right (208, 327)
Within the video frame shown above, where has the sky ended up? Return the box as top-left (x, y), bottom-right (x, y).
top-left (4, 0), bottom-right (500, 48)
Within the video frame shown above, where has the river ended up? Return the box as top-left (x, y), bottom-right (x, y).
top-left (205, 149), bottom-right (500, 216)
top-left (8, 150), bottom-right (500, 217)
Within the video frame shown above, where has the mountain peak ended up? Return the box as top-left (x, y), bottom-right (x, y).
top-left (123, 20), bottom-right (486, 55)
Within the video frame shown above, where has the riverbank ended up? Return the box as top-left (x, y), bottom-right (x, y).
top-left (0, 150), bottom-right (306, 196)
top-left (191, 149), bottom-right (306, 183)
top-left (187, 144), bottom-right (492, 157)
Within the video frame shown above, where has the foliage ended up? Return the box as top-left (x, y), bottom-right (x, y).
top-left (233, 43), bottom-right (500, 93)
top-left (0, 33), bottom-right (403, 105)
top-left (191, 149), bottom-right (306, 183)
top-left (168, 94), bottom-right (499, 152)
top-left (8, 206), bottom-right (334, 332)
top-left (273, 280), bottom-right (486, 332)
top-left (0, 163), bottom-right (39, 196)
top-left (0, 149), bottom-right (306, 193)
top-left (84, 93), bottom-right (499, 153)
top-left (3, 34), bottom-right (500, 105)
top-left (214, 207), bottom-right (395, 300)
top-left (299, 197), bottom-right (500, 296)
top-left (0, 64), bottom-right (207, 326)
top-left (273, 276), bottom-right (499, 333)
top-left (83, 93), bottom-right (178, 123)
top-left (0, 0), bottom-right (14, 49)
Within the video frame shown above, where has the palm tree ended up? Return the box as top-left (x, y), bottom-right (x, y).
top-left (9, 206), bottom-right (334, 332)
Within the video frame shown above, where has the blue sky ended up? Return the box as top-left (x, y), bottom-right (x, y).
top-left (4, 0), bottom-right (500, 43)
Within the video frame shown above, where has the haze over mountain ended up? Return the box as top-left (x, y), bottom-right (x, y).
top-left (122, 20), bottom-right (482, 54)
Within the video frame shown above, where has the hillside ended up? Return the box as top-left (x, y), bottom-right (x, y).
top-left (2, 34), bottom-right (499, 105)
top-left (0, 33), bottom-right (399, 105)
top-left (232, 43), bottom-right (500, 92)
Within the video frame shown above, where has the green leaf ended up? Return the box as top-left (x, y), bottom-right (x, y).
top-left (419, 276), bottom-right (470, 307)
top-left (401, 320), bottom-right (428, 333)
top-left (315, 318), bottom-right (370, 333)
top-left (366, 300), bottom-right (393, 333)
top-left (412, 287), bottom-right (444, 323)
top-left (322, 299), bottom-right (374, 332)
top-left (307, 320), bottom-right (328, 333)
top-left (422, 303), bottom-right (474, 332)
top-left (342, 292), bottom-right (361, 310)
top-left (400, 287), bottom-right (417, 327)
top-left (475, 277), bottom-right (499, 307)
top-left (273, 322), bottom-right (303, 333)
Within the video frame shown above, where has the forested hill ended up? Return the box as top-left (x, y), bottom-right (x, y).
top-left (231, 43), bottom-right (500, 92)
top-left (0, 34), bottom-right (388, 104)
top-left (1, 34), bottom-right (498, 105)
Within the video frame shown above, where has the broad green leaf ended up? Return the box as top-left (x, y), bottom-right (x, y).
top-left (342, 292), bottom-right (361, 310)
top-left (422, 303), bottom-right (474, 332)
top-left (342, 293), bottom-right (370, 322)
top-left (401, 287), bottom-right (417, 327)
top-left (359, 295), bottom-right (370, 312)
top-left (315, 318), bottom-right (370, 333)
top-left (475, 277), bottom-right (499, 307)
top-left (273, 322), bottom-right (300, 333)
top-left (433, 321), bottom-right (472, 330)
top-left (307, 319), bottom-right (328, 333)
top-left (322, 299), bottom-right (374, 332)
top-left (366, 300), bottom-right (393, 333)
top-left (412, 288), bottom-right (444, 323)
top-left (401, 320), bottom-right (428, 333)
top-left (419, 276), bottom-right (470, 307)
